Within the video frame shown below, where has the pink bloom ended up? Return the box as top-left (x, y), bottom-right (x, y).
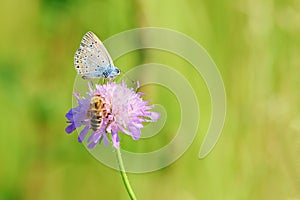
top-left (65, 81), bottom-right (160, 148)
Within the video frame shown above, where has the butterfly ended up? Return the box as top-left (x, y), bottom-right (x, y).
top-left (74, 31), bottom-right (120, 79)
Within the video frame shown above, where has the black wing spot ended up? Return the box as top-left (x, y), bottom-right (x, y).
top-left (102, 60), bottom-right (104, 63)
top-left (76, 65), bottom-right (79, 68)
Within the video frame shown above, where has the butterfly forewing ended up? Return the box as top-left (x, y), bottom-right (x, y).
top-left (74, 32), bottom-right (114, 79)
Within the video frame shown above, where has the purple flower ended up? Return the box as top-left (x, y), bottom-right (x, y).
top-left (65, 81), bottom-right (160, 149)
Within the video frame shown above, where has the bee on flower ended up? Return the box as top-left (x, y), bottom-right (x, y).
top-left (65, 81), bottom-right (160, 149)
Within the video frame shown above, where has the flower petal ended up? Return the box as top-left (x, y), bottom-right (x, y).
top-left (118, 125), bottom-right (131, 136)
top-left (111, 129), bottom-right (120, 148)
top-left (87, 132), bottom-right (94, 143)
top-left (73, 92), bottom-right (80, 100)
top-left (93, 132), bottom-right (102, 143)
top-left (149, 112), bottom-right (160, 121)
top-left (78, 125), bottom-right (89, 143)
top-left (128, 125), bottom-right (141, 140)
top-left (65, 123), bottom-right (76, 134)
top-left (65, 109), bottom-right (74, 120)
top-left (88, 142), bottom-right (97, 149)
top-left (103, 133), bottom-right (109, 146)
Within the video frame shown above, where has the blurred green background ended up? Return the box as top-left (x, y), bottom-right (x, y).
top-left (1, 0), bottom-right (300, 199)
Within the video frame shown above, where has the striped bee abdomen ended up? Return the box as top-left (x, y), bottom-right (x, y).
top-left (88, 94), bottom-right (108, 131)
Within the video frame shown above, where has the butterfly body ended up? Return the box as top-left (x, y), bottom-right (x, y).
top-left (74, 31), bottom-right (120, 79)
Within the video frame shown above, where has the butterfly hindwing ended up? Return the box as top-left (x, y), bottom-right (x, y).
top-left (74, 32), bottom-right (114, 79)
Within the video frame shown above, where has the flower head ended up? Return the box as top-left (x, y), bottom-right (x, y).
top-left (65, 81), bottom-right (160, 148)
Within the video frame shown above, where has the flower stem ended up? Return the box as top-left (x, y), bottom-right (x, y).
top-left (115, 147), bottom-right (137, 200)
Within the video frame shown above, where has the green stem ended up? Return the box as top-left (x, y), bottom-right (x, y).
top-left (115, 147), bottom-right (137, 200)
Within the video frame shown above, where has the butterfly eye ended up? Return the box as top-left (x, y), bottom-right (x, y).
top-left (115, 68), bottom-right (120, 74)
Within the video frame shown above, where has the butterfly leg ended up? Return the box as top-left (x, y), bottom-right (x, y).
top-left (97, 77), bottom-right (105, 85)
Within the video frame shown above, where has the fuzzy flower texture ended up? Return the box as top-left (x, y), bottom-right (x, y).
top-left (65, 81), bottom-right (160, 149)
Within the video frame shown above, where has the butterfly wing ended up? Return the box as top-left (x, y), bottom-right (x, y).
top-left (74, 32), bottom-right (114, 79)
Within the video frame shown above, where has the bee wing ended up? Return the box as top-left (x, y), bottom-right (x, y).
top-left (74, 31), bottom-right (114, 79)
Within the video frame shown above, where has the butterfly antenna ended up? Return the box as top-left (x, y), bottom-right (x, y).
top-left (120, 70), bottom-right (134, 83)
top-left (97, 77), bottom-right (105, 85)
top-left (121, 71), bottom-right (139, 90)
top-left (88, 81), bottom-right (95, 91)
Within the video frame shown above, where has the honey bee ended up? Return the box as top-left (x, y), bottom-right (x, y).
top-left (87, 94), bottom-right (109, 131)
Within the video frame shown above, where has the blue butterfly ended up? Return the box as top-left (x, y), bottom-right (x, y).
top-left (74, 31), bottom-right (120, 79)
